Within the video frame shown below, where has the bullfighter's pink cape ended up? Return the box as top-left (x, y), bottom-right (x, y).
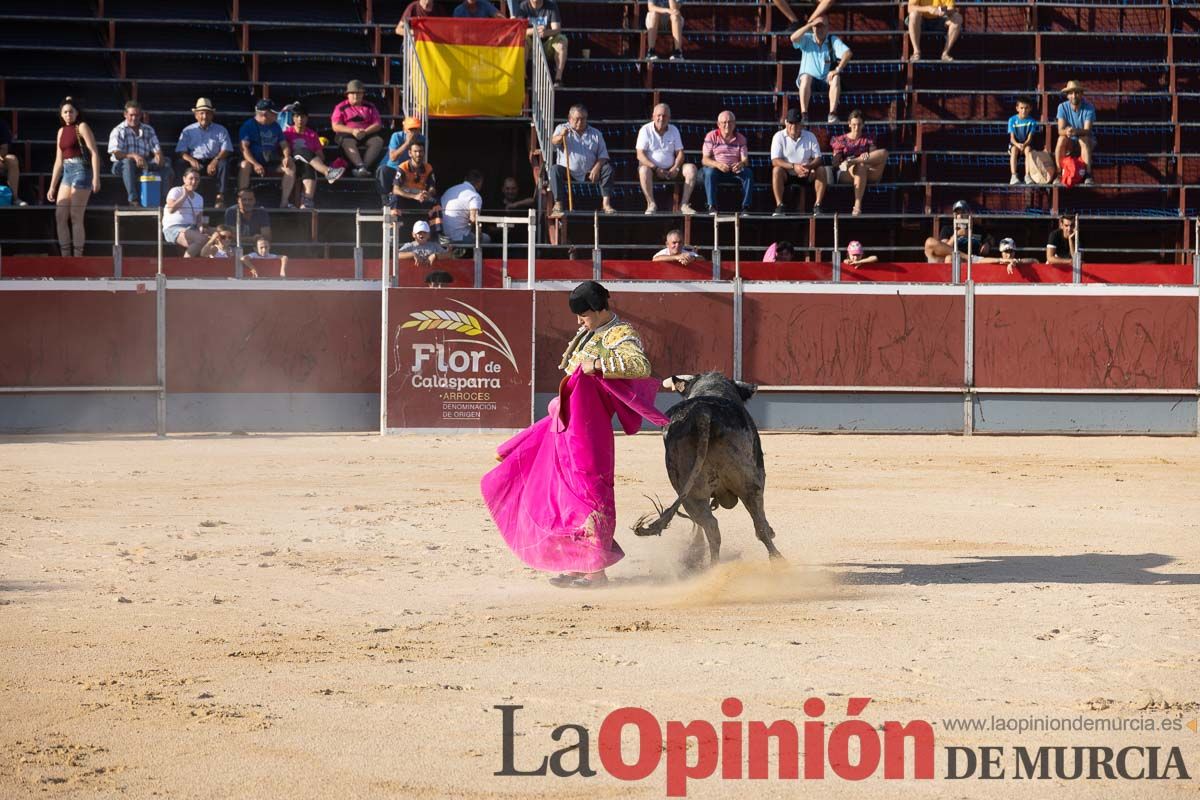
top-left (481, 369), bottom-right (669, 573)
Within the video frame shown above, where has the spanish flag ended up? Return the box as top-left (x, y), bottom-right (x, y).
top-left (411, 19), bottom-right (527, 118)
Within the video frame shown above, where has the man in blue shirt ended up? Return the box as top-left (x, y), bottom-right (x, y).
top-left (454, 0), bottom-right (505, 17)
top-left (238, 99), bottom-right (296, 206)
top-left (1006, 97), bottom-right (1039, 185)
top-left (789, 16), bottom-right (852, 125)
top-left (177, 97), bottom-right (234, 208)
top-left (1055, 80), bottom-right (1096, 186)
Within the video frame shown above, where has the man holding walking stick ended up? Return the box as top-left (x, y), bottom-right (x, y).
top-left (549, 104), bottom-right (616, 217)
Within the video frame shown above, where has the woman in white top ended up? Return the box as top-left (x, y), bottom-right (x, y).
top-left (163, 167), bottom-right (206, 256)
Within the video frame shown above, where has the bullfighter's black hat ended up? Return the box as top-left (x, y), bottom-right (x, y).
top-left (568, 280), bottom-right (610, 314)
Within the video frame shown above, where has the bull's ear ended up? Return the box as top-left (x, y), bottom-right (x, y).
top-left (662, 374), bottom-right (694, 394)
top-left (734, 381), bottom-right (758, 402)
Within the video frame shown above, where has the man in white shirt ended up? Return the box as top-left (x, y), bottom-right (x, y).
top-left (635, 103), bottom-right (698, 215)
top-left (771, 107), bottom-right (827, 215)
top-left (652, 228), bottom-right (701, 265)
top-left (440, 169), bottom-right (491, 244)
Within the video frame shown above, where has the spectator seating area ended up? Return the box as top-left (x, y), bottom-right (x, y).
top-left (1, 0), bottom-right (1199, 262)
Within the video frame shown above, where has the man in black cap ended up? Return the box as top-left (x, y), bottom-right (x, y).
top-left (559, 281), bottom-right (652, 379)
top-left (238, 99), bottom-right (295, 204)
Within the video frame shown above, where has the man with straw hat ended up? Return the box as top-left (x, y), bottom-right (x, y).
top-left (177, 98), bottom-right (234, 208)
top-left (1055, 80), bottom-right (1096, 186)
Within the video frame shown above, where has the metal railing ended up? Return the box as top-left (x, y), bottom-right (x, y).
top-left (530, 29), bottom-right (556, 173)
top-left (113, 208), bottom-right (163, 277)
top-left (402, 20), bottom-right (431, 157)
top-left (476, 211), bottom-right (538, 288)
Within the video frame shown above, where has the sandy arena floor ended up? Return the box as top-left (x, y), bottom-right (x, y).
top-left (1, 432), bottom-right (1199, 798)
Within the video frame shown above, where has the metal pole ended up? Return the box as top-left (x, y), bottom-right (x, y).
top-left (965, 215), bottom-right (973, 284)
top-left (380, 217), bottom-right (391, 435)
top-left (711, 212), bottom-right (721, 275)
top-left (733, 214), bottom-right (741, 281)
top-left (501, 220), bottom-right (510, 288)
top-left (155, 272), bottom-right (166, 437)
top-left (1072, 213), bottom-right (1082, 283)
top-left (1193, 217), bottom-right (1199, 286)
top-left (354, 210), bottom-right (365, 280)
top-left (591, 210), bottom-right (601, 280)
top-left (527, 209), bottom-right (537, 286)
top-left (732, 277), bottom-right (743, 381)
top-left (112, 209), bottom-right (122, 278)
top-left (963, 278), bottom-right (975, 436)
top-left (832, 213), bottom-right (841, 281)
top-left (156, 207), bottom-right (163, 275)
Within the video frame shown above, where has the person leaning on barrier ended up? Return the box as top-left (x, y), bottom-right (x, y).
top-left (636, 103), bottom-right (699, 216)
top-left (1045, 215), bottom-right (1077, 265)
top-left (398, 219), bottom-right (448, 269)
top-left (109, 99), bottom-right (174, 206)
top-left (549, 104), bottom-right (616, 217)
top-left (924, 200), bottom-right (993, 263)
top-left (241, 235), bottom-right (288, 278)
top-left (771, 107), bottom-right (827, 216)
top-left (762, 239), bottom-right (795, 262)
top-left (652, 228), bottom-right (701, 265)
top-left (200, 224), bottom-right (237, 258)
top-left (177, 97), bottom-right (234, 208)
top-left (441, 169), bottom-right (490, 245)
top-left (514, 0), bottom-right (567, 86)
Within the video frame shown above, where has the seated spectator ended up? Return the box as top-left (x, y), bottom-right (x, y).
top-left (701, 110), bottom-right (752, 214)
top-left (109, 100), bottom-right (174, 207)
top-left (395, 0), bottom-right (439, 33)
top-left (907, 0), bottom-right (961, 62)
top-left (241, 235), bottom-right (288, 278)
top-left (201, 225), bottom-right (237, 258)
top-left (830, 110), bottom-right (887, 216)
top-left (987, 237), bottom-right (1034, 274)
top-left (47, 98), bottom-right (101, 257)
top-left (645, 0), bottom-right (684, 61)
top-left (772, 0), bottom-right (837, 31)
top-left (549, 104), bottom-right (615, 216)
top-left (0, 118), bottom-right (26, 206)
top-left (515, 0), bottom-right (567, 86)
top-left (177, 98), bottom-right (234, 208)
top-left (789, 16), bottom-right (851, 125)
top-left (844, 240), bottom-right (878, 265)
top-left (398, 220), bottom-right (448, 269)
top-left (239, 100), bottom-right (296, 205)
top-left (454, 0), bottom-right (506, 18)
top-left (923, 200), bottom-right (993, 262)
top-left (390, 140), bottom-right (445, 238)
top-left (771, 107), bottom-right (827, 215)
top-left (1055, 81), bottom-right (1095, 186)
top-left (442, 170), bottom-right (490, 244)
top-left (1006, 97), bottom-right (1040, 186)
top-left (652, 228), bottom-right (701, 265)
top-left (499, 176), bottom-right (536, 211)
top-left (162, 168), bottom-right (206, 257)
top-left (425, 270), bottom-right (454, 288)
top-left (224, 188), bottom-right (271, 243)
top-left (283, 105), bottom-right (345, 209)
top-left (636, 103), bottom-right (698, 215)
top-left (332, 81), bottom-right (386, 177)
top-left (1045, 215), bottom-right (1076, 265)
top-left (378, 118), bottom-right (423, 200)
top-left (762, 239), bottom-right (795, 262)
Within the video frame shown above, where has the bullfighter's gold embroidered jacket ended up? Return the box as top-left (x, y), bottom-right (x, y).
top-left (558, 316), bottom-right (652, 379)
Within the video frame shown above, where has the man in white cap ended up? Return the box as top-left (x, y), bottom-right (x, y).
top-left (1055, 80), bottom-right (1095, 186)
top-left (397, 219), bottom-right (447, 269)
top-left (177, 98), bottom-right (234, 208)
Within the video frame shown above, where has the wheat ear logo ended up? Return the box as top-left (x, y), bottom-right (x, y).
top-left (400, 299), bottom-right (520, 371)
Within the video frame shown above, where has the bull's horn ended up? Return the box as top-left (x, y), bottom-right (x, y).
top-left (662, 374), bottom-right (695, 390)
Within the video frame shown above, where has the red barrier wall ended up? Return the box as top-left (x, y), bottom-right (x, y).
top-left (975, 294), bottom-right (1198, 389)
top-left (742, 291), bottom-right (965, 387)
top-left (0, 290), bottom-right (156, 387)
top-left (533, 290), bottom-right (735, 392)
top-left (165, 289), bottom-right (379, 393)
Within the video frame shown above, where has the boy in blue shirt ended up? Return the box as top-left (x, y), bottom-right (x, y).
top-left (1007, 97), bottom-right (1039, 185)
top-left (1055, 80), bottom-right (1095, 186)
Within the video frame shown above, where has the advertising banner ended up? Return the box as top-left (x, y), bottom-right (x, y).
top-left (386, 288), bottom-right (533, 429)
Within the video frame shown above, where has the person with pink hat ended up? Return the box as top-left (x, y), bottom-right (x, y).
top-left (844, 240), bottom-right (877, 266)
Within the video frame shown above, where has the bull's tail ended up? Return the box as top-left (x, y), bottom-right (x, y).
top-left (633, 408), bottom-right (711, 537)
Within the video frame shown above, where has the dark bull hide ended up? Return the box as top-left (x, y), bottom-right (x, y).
top-left (634, 372), bottom-right (782, 565)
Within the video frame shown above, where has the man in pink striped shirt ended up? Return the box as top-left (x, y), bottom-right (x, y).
top-left (700, 110), bottom-right (753, 213)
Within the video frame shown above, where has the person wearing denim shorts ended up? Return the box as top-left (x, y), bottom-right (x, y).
top-left (47, 98), bottom-right (102, 256)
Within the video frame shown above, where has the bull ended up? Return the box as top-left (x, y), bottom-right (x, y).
top-left (633, 372), bottom-right (782, 566)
